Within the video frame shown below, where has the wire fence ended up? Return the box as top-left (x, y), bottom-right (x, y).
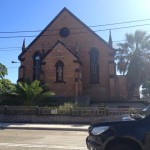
top-left (0, 106), bottom-right (142, 116)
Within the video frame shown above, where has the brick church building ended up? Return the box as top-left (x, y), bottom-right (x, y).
top-left (18, 8), bottom-right (129, 103)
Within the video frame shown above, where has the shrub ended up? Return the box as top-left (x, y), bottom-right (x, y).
top-left (57, 102), bottom-right (77, 114)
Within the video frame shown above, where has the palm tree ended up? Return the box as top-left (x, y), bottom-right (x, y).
top-left (13, 80), bottom-right (54, 106)
top-left (116, 30), bottom-right (150, 99)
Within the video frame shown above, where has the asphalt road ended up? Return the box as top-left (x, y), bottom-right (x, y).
top-left (0, 129), bottom-right (88, 150)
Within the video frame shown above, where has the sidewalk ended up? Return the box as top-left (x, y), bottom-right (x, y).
top-left (0, 123), bottom-right (89, 131)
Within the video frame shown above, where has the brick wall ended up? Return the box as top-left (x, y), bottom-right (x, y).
top-left (19, 8), bottom-right (118, 101)
top-left (0, 114), bottom-right (102, 124)
top-left (43, 42), bottom-right (80, 96)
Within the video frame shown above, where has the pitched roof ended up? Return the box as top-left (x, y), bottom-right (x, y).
top-left (43, 40), bottom-right (82, 64)
top-left (18, 7), bottom-right (114, 60)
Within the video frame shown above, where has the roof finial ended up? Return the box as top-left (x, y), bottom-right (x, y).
top-left (22, 38), bottom-right (26, 51)
top-left (108, 30), bottom-right (113, 47)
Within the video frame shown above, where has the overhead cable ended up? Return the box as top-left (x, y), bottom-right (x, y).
top-left (1, 18), bottom-right (150, 34)
top-left (0, 23), bottom-right (150, 39)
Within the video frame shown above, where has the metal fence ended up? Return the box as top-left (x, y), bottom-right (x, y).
top-left (0, 106), bottom-right (142, 116)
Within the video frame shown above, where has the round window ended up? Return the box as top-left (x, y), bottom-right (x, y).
top-left (59, 27), bottom-right (70, 38)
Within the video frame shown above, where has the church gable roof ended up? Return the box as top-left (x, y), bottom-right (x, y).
top-left (19, 7), bottom-right (114, 60)
top-left (43, 40), bottom-right (82, 64)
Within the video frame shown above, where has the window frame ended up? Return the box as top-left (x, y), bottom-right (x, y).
top-left (55, 60), bottom-right (64, 83)
top-left (33, 52), bottom-right (41, 80)
top-left (89, 48), bottom-right (99, 84)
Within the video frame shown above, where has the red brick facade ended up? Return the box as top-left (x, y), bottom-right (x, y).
top-left (18, 8), bottom-right (128, 102)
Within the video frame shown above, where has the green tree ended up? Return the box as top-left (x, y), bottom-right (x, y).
top-left (0, 79), bottom-right (15, 95)
top-left (0, 63), bottom-right (7, 79)
top-left (142, 80), bottom-right (150, 101)
top-left (0, 63), bottom-right (15, 95)
top-left (0, 63), bottom-right (17, 105)
top-left (12, 80), bottom-right (54, 106)
top-left (116, 30), bottom-right (150, 98)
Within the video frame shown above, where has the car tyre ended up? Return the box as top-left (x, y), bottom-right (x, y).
top-left (108, 143), bottom-right (134, 150)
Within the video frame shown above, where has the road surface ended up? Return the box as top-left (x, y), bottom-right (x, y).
top-left (0, 129), bottom-right (88, 150)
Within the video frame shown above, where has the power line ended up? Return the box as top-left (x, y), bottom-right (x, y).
top-left (0, 39), bottom-right (127, 50)
top-left (0, 49), bottom-right (21, 51)
top-left (0, 37), bottom-right (146, 51)
top-left (0, 23), bottom-right (150, 39)
top-left (0, 42), bottom-right (120, 52)
top-left (1, 18), bottom-right (150, 34)
top-left (0, 30), bottom-right (42, 34)
top-left (94, 23), bottom-right (150, 32)
top-left (113, 40), bottom-right (126, 43)
top-left (7, 66), bottom-right (19, 69)
top-left (89, 18), bottom-right (150, 27)
top-left (0, 35), bottom-right (37, 39)
top-left (0, 47), bottom-right (20, 49)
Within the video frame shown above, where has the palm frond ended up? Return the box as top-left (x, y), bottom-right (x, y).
top-left (12, 80), bottom-right (54, 106)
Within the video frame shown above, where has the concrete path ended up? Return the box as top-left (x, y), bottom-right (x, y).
top-left (0, 123), bottom-right (89, 131)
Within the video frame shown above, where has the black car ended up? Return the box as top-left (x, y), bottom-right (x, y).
top-left (86, 106), bottom-right (150, 150)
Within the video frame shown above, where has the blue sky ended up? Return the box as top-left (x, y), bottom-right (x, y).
top-left (1, 0), bottom-right (150, 83)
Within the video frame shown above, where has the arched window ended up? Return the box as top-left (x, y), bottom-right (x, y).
top-left (33, 53), bottom-right (41, 80)
top-left (55, 60), bottom-right (64, 83)
top-left (89, 48), bottom-right (99, 83)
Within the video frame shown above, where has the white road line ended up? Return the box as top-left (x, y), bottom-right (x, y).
top-left (0, 143), bottom-right (86, 149)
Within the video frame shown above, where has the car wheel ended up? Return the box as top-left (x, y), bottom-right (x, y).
top-left (108, 143), bottom-right (134, 150)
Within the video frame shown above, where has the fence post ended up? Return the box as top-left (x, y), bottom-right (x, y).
top-left (70, 108), bottom-right (72, 115)
top-left (4, 105), bottom-right (7, 114)
top-left (36, 106), bottom-right (39, 115)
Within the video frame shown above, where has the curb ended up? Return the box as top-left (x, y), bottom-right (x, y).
top-left (0, 123), bottom-right (89, 132)
top-left (0, 126), bottom-right (88, 131)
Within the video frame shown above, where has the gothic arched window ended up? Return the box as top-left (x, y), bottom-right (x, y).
top-left (89, 48), bottom-right (99, 83)
top-left (33, 53), bottom-right (41, 80)
top-left (55, 60), bottom-right (64, 83)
